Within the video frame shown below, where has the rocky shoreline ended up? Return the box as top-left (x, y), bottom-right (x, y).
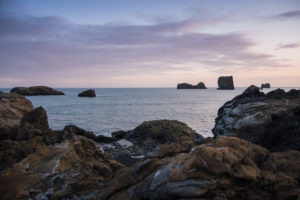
top-left (0, 86), bottom-right (299, 199)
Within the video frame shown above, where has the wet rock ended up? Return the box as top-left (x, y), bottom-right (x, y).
top-left (100, 136), bottom-right (300, 200)
top-left (10, 86), bottom-right (64, 96)
top-left (177, 82), bottom-right (207, 89)
top-left (78, 89), bottom-right (96, 97)
top-left (217, 76), bottom-right (234, 90)
top-left (261, 83), bottom-right (271, 89)
top-left (213, 86), bottom-right (300, 151)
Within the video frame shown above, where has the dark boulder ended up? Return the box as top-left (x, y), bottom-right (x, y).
top-left (78, 89), bottom-right (96, 97)
top-left (213, 85), bottom-right (300, 152)
top-left (106, 120), bottom-right (203, 161)
top-left (115, 120), bottom-right (202, 147)
top-left (217, 76), bottom-right (234, 90)
top-left (177, 82), bottom-right (207, 89)
top-left (261, 83), bottom-right (271, 89)
top-left (10, 86), bottom-right (64, 96)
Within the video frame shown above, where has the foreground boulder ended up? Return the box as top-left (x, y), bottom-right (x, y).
top-left (0, 93), bottom-right (33, 131)
top-left (177, 82), bottom-right (207, 89)
top-left (100, 136), bottom-right (300, 200)
top-left (213, 85), bottom-right (300, 152)
top-left (10, 86), bottom-right (64, 96)
top-left (78, 89), bottom-right (96, 97)
top-left (0, 95), bottom-right (123, 199)
top-left (261, 83), bottom-right (271, 89)
top-left (217, 76), bottom-right (234, 90)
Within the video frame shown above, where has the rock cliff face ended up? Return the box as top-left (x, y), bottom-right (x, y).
top-left (100, 136), bottom-right (300, 200)
top-left (177, 82), bottom-right (207, 89)
top-left (217, 76), bottom-right (234, 90)
top-left (10, 86), bottom-right (64, 96)
top-left (261, 83), bottom-right (271, 89)
top-left (78, 89), bottom-right (96, 97)
top-left (213, 85), bottom-right (300, 152)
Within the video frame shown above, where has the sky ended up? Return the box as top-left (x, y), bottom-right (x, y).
top-left (0, 0), bottom-right (300, 87)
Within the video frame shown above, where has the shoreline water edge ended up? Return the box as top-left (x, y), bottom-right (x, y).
top-left (0, 85), bottom-right (300, 199)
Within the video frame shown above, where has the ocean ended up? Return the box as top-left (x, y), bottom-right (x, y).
top-left (0, 87), bottom-right (289, 137)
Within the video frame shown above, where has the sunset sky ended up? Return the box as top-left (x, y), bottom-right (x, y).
top-left (0, 0), bottom-right (299, 87)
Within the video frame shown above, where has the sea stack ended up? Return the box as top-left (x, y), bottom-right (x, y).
top-left (10, 86), bottom-right (64, 96)
top-left (78, 89), bottom-right (96, 97)
top-left (217, 76), bottom-right (234, 90)
top-left (177, 82), bottom-right (207, 89)
top-left (261, 83), bottom-right (271, 89)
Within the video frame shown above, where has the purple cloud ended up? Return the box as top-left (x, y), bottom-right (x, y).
top-left (0, 12), bottom-right (282, 86)
top-left (271, 10), bottom-right (300, 20)
top-left (277, 42), bottom-right (300, 49)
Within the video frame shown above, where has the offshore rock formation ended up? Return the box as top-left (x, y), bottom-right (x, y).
top-left (78, 89), bottom-right (96, 97)
top-left (213, 85), bottom-right (300, 152)
top-left (100, 136), bottom-right (300, 200)
top-left (10, 86), bottom-right (64, 96)
top-left (261, 83), bottom-right (271, 89)
top-left (177, 82), bottom-right (207, 89)
top-left (217, 76), bottom-right (234, 90)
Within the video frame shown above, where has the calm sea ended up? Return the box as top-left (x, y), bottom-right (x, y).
top-left (1, 87), bottom-right (294, 137)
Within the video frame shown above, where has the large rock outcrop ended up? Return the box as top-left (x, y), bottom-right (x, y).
top-left (0, 94), bottom-right (123, 199)
top-left (217, 76), bottom-right (234, 90)
top-left (261, 83), bottom-right (271, 89)
top-left (100, 136), bottom-right (300, 200)
top-left (213, 85), bottom-right (300, 152)
top-left (78, 89), bottom-right (96, 97)
top-left (177, 82), bottom-right (207, 89)
top-left (10, 86), bottom-right (64, 96)
top-left (0, 93), bottom-right (33, 132)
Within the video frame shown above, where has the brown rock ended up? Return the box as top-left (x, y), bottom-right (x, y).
top-left (100, 136), bottom-right (300, 200)
top-left (0, 93), bottom-right (33, 131)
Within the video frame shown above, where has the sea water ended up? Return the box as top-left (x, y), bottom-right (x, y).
top-left (0, 87), bottom-right (288, 137)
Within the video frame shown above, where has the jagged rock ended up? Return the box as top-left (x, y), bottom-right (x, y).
top-left (100, 136), bottom-right (300, 200)
top-left (213, 85), bottom-right (300, 152)
top-left (261, 83), bottom-right (271, 89)
top-left (78, 89), bottom-right (96, 97)
top-left (10, 86), bottom-right (64, 96)
top-left (0, 96), bottom-right (123, 199)
top-left (217, 76), bottom-right (234, 90)
top-left (0, 93), bottom-right (33, 132)
top-left (177, 82), bottom-right (207, 89)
